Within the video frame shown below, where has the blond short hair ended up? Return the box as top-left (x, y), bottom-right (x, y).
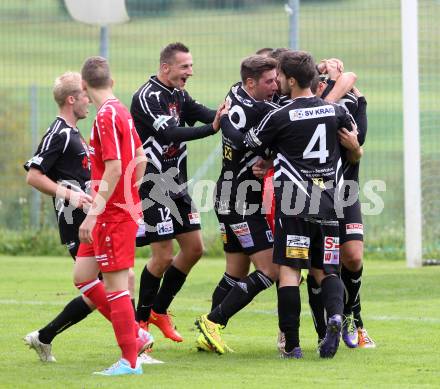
top-left (53, 71), bottom-right (82, 107)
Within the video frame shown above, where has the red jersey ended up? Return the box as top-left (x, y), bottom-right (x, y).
top-left (89, 98), bottom-right (142, 222)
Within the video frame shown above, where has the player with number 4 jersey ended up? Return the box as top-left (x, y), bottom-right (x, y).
top-left (244, 50), bottom-right (361, 360)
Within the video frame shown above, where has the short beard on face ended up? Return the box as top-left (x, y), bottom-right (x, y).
top-left (281, 85), bottom-right (290, 96)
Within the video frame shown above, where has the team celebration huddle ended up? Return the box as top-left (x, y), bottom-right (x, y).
top-left (23, 42), bottom-right (375, 376)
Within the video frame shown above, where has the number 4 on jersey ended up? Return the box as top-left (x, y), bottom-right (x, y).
top-left (303, 123), bottom-right (329, 163)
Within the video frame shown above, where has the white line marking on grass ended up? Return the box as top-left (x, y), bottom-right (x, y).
top-left (367, 315), bottom-right (440, 324)
top-left (2, 300), bottom-right (440, 324)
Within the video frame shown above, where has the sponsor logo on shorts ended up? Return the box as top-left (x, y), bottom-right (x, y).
top-left (157, 220), bottom-right (173, 236)
top-left (266, 230), bottom-right (274, 243)
top-left (230, 222), bottom-right (250, 237)
top-left (286, 235), bottom-right (310, 259)
top-left (346, 223), bottom-right (363, 235)
top-left (136, 222), bottom-right (146, 238)
top-left (324, 236), bottom-right (340, 265)
top-left (66, 241), bottom-right (76, 250)
top-left (188, 212), bottom-right (200, 225)
top-left (230, 222), bottom-right (254, 248)
top-left (286, 247), bottom-right (309, 259)
top-left (324, 236), bottom-right (339, 250)
top-left (96, 253), bottom-right (108, 267)
top-left (219, 223), bottom-right (227, 244)
top-left (286, 235), bottom-right (310, 248)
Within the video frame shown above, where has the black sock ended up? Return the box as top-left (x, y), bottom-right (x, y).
top-left (307, 275), bottom-right (326, 340)
top-left (341, 265), bottom-right (363, 316)
top-left (353, 302), bottom-right (364, 328)
top-left (152, 265), bottom-right (187, 314)
top-left (208, 270), bottom-right (273, 326)
top-left (321, 275), bottom-right (344, 318)
top-left (136, 267), bottom-right (161, 322)
top-left (38, 295), bottom-right (92, 344)
top-left (211, 273), bottom-right (240, 311)
top-left (277, 286), bottom-right (301, 351)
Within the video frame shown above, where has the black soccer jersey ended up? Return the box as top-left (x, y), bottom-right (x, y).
top-left (216, 82), bottom-right (278, 214)
top-left (24, 116), bottom-right (90, 244)
top-left (244, 96), bottom-right (353, 220)
top-left (322, 81), bottom-right (368, 182)
top-left (131, 76), bottom-right (216, 199)
top-left (272, 93), bottom-right (292, 107)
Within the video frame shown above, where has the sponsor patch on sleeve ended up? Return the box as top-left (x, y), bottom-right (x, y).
top-left (153, 115), bottom-right (173, 131)
top-left (286, 234), bottom-right (310, 259)
top-left (28, 156), bottom-right (43, 166)
top-left (244, 128), bottom-right (262, 147)
top-left (323, 236), bottom-right (340, 265)
top-left (346, 223), bottom-right (363, 235)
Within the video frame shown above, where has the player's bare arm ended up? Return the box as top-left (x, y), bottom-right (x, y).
top-left (317, 58), bottom-right (344, 74)
top-left (324, 72), bottom-right (357, 102)
top-left (26, 167), bottom-right (92, 209)
top-left (134, 146), bottom-right (147, 189)
top-left (318, 58), bottom-right (357, 102)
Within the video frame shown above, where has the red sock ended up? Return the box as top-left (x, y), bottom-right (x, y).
top-left (76, 279), bottom-right (111, 321)
top-left (107, 291), bottom-right (137, 368)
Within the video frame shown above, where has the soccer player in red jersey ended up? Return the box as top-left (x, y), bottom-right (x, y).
top-left (73, 56), bottom-right (149, 376)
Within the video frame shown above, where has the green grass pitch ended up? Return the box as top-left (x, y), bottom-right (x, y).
top-left (1, 255), bottom-right (439, 388)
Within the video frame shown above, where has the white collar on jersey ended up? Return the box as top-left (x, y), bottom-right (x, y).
top-left (56, 116), bottom-right (79, 132)
top-left (150, 76), bottom-right (179, 95)
top-left (239, 83), bottom-right (258, 103)
top-left (292, 95), bottom-right (316, 101)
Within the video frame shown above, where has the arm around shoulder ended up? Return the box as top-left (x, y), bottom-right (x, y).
top-left (324, 72), bottom-right (357, 103)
